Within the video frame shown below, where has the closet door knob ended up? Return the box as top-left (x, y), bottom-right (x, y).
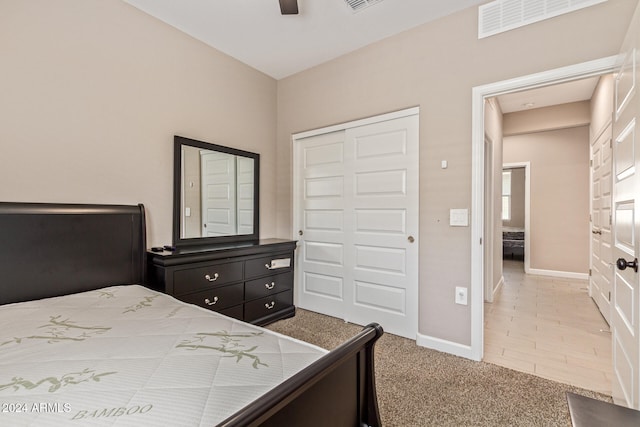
top-left (298, 230), bottom-right (304, 236)
top-left (408, 235), bottom-right (415, 243)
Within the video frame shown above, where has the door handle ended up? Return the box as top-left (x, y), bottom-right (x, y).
top-left (592, 229), bottom-right (602, 235)
top-left (616, 257), bottom-right (638, 273)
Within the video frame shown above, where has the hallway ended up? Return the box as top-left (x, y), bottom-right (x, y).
top-left (484, 259), bottom-right (612, 395)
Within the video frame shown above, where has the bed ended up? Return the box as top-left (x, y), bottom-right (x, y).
top-left (0, 202), bottom-right (383, 426)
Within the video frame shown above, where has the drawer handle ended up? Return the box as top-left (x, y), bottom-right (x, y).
top-left (204, 296), bottom-right (219, 306)
top-left (204, 273), bottom-right (219, 282)
top-left (265, 282), bottom-right (276, 290)
top-left (265, 301), bottom-right (275, 310)
top-left (265, 263), bottom-right (275, 270)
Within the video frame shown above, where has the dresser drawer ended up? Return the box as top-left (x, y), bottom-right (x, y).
top-left (218, 304), bottom-right (244, 321)
top-left (179, 283), bottom-right (244, 311)
top-left (245, 254), bottom-right (292, 279)
top-left (173, 261), bottom-right (243, 295)
top-left (245, 271), bottom-right (293, 301)
top-left (244, 290), bottom-right (293, 323)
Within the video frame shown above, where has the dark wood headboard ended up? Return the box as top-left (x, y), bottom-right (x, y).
top-left (0, 202), bottom-right (146, 305)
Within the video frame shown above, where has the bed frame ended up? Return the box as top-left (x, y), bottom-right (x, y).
top-left (0, 202), bottom-right (383, 427)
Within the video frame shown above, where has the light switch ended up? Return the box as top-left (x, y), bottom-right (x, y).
top-left (449, 209), bottom-right (469, 227)
top-left (441, 160), bottom-right (448, 169)
top-left (185, 207), bottom-right (191, 217)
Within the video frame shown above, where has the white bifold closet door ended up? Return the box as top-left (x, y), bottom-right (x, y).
top-left (293, 110), bottom-right (419, 339)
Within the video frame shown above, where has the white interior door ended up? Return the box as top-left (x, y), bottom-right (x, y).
top-left (201, 151), bottom-right (236, 236)
top-left (294, 110), bottom-right (419, 339)
top-left (236, 156), bottom-right (254, 235)
top-left (294, 130), bottom-right (347, 320)
top-left (345, 116), bottom-right (419, 337)
top-left (611, 4), bottom-right (640, 409)
top-left (590, 123), bottom-right (613, 324)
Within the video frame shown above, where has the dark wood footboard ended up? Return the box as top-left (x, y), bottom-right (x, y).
top-left (218, 322), bottom-right (384, 427)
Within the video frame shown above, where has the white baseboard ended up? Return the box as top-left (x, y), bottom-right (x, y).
top-left (526, 268), bottom-right (589, 280)
top-left (416, 332), bottom-right (476, 360)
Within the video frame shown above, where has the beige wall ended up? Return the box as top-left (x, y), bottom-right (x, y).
top-left (182, 146), bottom-right (202, 237)
top-left (503, 126), bottom-right (590, 274)
top-left (591, 74), bottom-right (615, 138)
top-left (276, 0), bottom-right (636, 345)
top-left (0, 0), bottom-right (277, 247)
top-left (503, 101), bottom-right (591, 136)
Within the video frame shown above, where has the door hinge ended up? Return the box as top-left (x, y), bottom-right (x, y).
top-left (610, 214), bottom-right (612, 225)
top-left (480, 238), bottom-right (483, 245)
top-left (589, 268), bottom-right (592, 276)
top-left (608, 291), bottom-right (611, 302)
top-left (590, 159), bottom-right (593, 167)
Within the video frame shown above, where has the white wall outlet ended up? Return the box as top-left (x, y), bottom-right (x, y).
top-left (455, 286), bottom-right (468, 305)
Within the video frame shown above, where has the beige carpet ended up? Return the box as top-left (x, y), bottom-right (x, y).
top-left (266, 309), bottom-right (612, 427)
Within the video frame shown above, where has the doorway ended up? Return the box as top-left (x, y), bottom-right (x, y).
top-left (478, 69), bottom-right (614, 394)
top-left (470, 56), bottom-right (618, 361)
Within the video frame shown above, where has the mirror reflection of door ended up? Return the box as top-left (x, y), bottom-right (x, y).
top-left (236, 156), bottom-right (254, 235)
top-left (201, 151), bottom-right (237, 237)
top-left (180, 143), bottom-right (256, 239)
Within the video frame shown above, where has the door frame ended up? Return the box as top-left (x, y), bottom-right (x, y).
top-left (484, 134), bottom-right (494, 303)
top-left (470, 56), bottom-right (618, 361)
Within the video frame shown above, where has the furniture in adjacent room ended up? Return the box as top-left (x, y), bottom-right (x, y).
top-left (502, 227), bottom-right (525, 259)
top-left (0, 201), bottom-right (383, 427)
top-left (147, 239), bottom-right (297, 325)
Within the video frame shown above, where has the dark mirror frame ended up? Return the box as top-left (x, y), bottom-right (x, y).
top-left (173, 135), bottom-right (260, 247)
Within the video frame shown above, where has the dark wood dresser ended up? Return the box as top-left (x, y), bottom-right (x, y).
top-left (147, 239), bottom-right (296, 326)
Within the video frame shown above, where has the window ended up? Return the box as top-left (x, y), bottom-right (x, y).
top-left (502, 170), bottom-right (511, 221)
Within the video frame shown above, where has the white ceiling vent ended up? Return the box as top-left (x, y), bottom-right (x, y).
top-left (478, 0), bottom-right (607, 39)
top-left (343, 0), bottom-right (384, 13)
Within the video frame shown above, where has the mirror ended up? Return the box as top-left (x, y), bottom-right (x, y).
top-left (173, 135), bottom-right (259, 247)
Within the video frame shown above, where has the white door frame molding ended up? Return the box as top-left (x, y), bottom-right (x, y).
top-left (470, 56), bottom-right (618, 361)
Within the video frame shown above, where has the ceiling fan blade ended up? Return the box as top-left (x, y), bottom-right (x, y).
top-left (279, 0), bottom-right (298, 15)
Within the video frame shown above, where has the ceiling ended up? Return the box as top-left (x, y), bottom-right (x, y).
top-left (122, 0), bottom-right (602, 110)
top-left (496, 76), bottom-right (601, 113)
top-left (122, 0), bottom-right (487, 79)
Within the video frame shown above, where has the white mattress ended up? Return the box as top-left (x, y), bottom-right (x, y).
top-left (0, 285), bottom-right (327, 426)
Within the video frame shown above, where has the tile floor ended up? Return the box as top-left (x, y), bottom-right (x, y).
top-left (484, 259), bottom-right (612, 396)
